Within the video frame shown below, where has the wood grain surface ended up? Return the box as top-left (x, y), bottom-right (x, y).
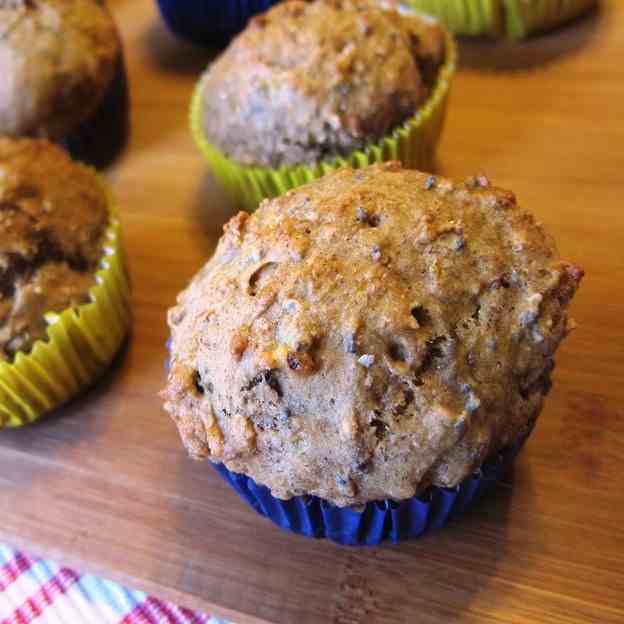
top-left (1, 1), bottom-right (623, 622)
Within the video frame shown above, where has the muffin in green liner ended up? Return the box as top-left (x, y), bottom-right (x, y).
top-left (0, 139), bottom-right (130, 428)
top-left (191, 0), bottom-right (457, 211)
top-left (407, 0), bottom-right (597, 39)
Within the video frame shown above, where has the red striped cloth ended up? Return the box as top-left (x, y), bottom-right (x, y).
top-left (0, 544), bottom-right (223, 624)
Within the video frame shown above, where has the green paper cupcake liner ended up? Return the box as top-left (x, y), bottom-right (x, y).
top-left (407, 0), bottom-right (596, 40)
top-left (503, 0), bottom-right (597, 39)
top-left (0, 182), bottom-right (131, 429)
top-left (408, 0), bottom-right (502, 37)
top-left (191, 31), bottom-right (457, 212)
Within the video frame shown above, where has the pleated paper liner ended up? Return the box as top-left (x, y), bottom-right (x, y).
top-left (407, 0), bottom-right (596, 39)
top-left (408, 0), bottom-right (503, 37)
top-left (503, 0), bottom-right (597, 39)
top-left (0, 186), bottom-right (131, 429)
top-left (213, 429), bottom-right (532, 546)
top-left (191, 31), bottom-right (457, 212)
top-left (62, 55), bottom-right (130, 170)
top-left (155, 0), bottom-right (279, 47)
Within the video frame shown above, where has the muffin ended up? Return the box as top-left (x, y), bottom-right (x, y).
top-left (0, 139), bottom-right (130, 428)
top-left (191, 0), bottom-right (457, 210)
top-left (0, 0), bottom-right (129, 168)
top-left (406, 0), bottom-right (597, 39)
top-left (155, 0), bottom-right (280, 47)
top-left (163, 162), bottom-right (583, 544)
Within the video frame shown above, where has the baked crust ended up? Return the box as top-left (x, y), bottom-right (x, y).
top-left (200, 0), bottom-right (446, 168)
top-left (0, 139), bottom-right (108, 360)
top-left (164, 163), bottom-right (583, 507)
top-left (0, 0), bottom-right (121, 139)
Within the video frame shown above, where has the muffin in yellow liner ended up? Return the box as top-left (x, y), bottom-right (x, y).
top-left (407, 0), bottom-right (597, 40)
top-left (191, 1), bottom-right (457, 212)
top-left (0, 142), bottom-right (130, 429)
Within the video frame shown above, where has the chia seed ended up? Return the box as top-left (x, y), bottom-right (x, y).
top-left (283, 299), bottom-right (298, 313)
top-left (465, 393), bottom-right (481, 413)
top-left (357, 459), bottom-right (372, 473)
top-left (343, 333), bottom-right (358, 354)
top-left (356, 206), bottom-right (369, 223)
top-left (452, 237), bottom-right (465, 252)
top-left (287, 352), bottom-right (303, 371)
top-left (486, 337), bottom-right (498, 351)
top-left (357, 207), bottom-right (380, 227)
top-left (358, 354), bottom-right (375, 368)
top-left (424, 175), bottom-right (436, 190)
top-left (519, 310), bottom-right (538, 327)
top-left (243, 369), bottom-right (283, 397)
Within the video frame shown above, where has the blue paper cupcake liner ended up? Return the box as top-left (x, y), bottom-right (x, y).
top-left (165, 343), bottom-right (531, 545)
top-left (155, 0), bottom-right (280, 46)
top-left (212, 432), bottom-right (530, 546)
top-left (62, 56), bottom-right (129, 170)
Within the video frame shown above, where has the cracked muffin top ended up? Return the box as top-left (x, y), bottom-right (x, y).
top-left (199, 0), bottom-right (446, 168)
top-left (163, 162), bottom-right (583, 507)
top-left (0, 0), bottom-right (121, 140)
top-left (0, 139), bottom-right (109, 361)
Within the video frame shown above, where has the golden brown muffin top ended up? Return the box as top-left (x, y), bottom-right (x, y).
top-left (163, 163), bottom-right (582, 507)
top-left (200, 0), bottom-right (446, 168)
top-left (0, 139), bottom-right (109, 360)
top-left (0, 0), bottom-right (121, 139)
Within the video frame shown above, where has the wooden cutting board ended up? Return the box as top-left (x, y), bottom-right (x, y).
top-left (1, 1), bottom-right (623, 622)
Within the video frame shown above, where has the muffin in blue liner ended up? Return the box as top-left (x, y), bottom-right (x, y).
top-left (211, 432), bottom-right (529, 546)
top-left (156, 0), bottom-right (279, 46)
top-left (0, 0), bottom-right (128, 170)
top-left (162, 165), bottom-right (582, 552)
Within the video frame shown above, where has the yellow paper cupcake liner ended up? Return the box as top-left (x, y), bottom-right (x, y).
top-left (407, 0), bottom-right (596, 39)
top-left (0, 183), bottom-right (131, 429)
top-left (191, 31), bottom-right (457, 212)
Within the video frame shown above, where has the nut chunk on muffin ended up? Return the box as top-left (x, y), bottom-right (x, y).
top-left (0, 139), bottom-right (108, 360)
top-left (163, 163), bottom-right (582, 509)
top-left (199, 0), bottom-right (447, 169)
